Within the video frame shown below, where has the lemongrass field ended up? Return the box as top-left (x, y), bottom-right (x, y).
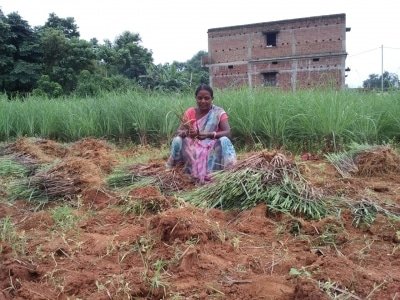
top-left (1, 89), bottom-right (400, 151)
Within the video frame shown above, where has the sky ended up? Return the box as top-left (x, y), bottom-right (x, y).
top-left (1, 0), bottom-right (400, 88)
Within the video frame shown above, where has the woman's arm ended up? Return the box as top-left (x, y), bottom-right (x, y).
top-left (197, 118), bottom-right (231, 140)
top-left (215, 118), bottom-right (231, 139)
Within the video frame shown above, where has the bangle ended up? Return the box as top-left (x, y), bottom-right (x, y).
top-left (212, 131), bottom-right (217, 139)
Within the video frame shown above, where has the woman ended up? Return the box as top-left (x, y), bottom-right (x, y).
top-left (166, 84), bottom-right (236, 183)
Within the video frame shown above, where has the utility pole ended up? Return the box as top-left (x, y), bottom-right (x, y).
top-left (381, 44), bottom-right (384, 92)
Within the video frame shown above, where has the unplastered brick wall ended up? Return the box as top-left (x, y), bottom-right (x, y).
top-left (206, 14), bottom-right (348, 89)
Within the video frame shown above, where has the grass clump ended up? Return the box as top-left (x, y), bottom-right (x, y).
top-left (0, 216), bottom-right (27, 255)
top-left (350, 199), bottom-right (400, 228)
top-left (51, 205), bottom-right (80, 230)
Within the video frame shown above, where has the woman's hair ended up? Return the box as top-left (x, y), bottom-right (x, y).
top-left (194, 84), bottom-right (213, 98)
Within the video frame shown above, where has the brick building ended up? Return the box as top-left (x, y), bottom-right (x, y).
top-left (203, 14), bottom-right (350, 90)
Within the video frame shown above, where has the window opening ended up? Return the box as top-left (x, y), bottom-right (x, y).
top-left (228, 65), bottom-right (233, 69)
top-left (264, 32), bottom-right (277, 47)
top-left (262, 72), bottom-right (278, 86)
top-left (313, 58), bottom-right (320, 62)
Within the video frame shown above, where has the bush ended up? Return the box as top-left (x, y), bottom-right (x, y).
top-left (32, 75), bottom-right (63, 98)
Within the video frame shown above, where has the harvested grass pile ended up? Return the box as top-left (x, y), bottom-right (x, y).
top-left (9, 157), bottom-right (103, 201)
top-left (107, 162), bottom-right (193, 193)
top-left (185, 151), bottom-right (326, 219)
top-left (326, 144), bottom-right (400, 177)
top-left (69, 138), bottom-right (117, 173)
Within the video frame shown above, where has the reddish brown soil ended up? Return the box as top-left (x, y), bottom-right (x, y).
top-left (69, 138), bottom-right (118, 173)
top-left (1, 144), bottom-right (400, 299)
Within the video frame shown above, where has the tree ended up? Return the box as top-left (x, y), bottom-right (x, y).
top-left (96, 31), bottom-right (153, 81)
top-left (38, 26), bottom-right (96, 94)
top-left (32, 75), bottom-right (62, 98)
top-left (139, 63), bottom-right (190, 91)
top-left (42, 13), bottom-right (79, 38)
top-left (138, 51), bottom-right (209, 91)
top-left (184, 50), bottom-right (209, 86)
top-left (0, 11), bottom-right (43, 95)
top-left (0, 9), bottom-right (14, 92)
top-left (113, 31), bottom-right (153, 80)
top-left (363, 71), bottom-right (400, 90)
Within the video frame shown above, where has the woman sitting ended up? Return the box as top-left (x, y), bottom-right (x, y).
top-left (166, 84), bottom-right (236, 183)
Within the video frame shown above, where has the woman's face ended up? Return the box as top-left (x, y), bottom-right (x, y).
top-left (195, 89), bottom-right (213, 112)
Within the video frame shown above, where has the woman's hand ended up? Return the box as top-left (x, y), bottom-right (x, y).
top-left (177, 129), bottom-right (198, 138)
top-left (197, 132), bottom-right (216, 140)
top-left (177, 129), bottom-right (187, 138)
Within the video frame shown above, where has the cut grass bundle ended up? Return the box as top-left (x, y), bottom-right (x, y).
top-left (185, 151), bottom-right (326, 219)
top-left (325, 143), bottom-right (400, 177)
top-left (0, 157), bottom-right (28, 177)
top-left (187, 168), bottom-right (265, 209)
top-left (106, 168), bottom-right (145, 188)
top-left (266, 177), bottom-right (326, 220)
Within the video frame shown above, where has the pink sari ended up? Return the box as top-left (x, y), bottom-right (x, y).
top-left (182, 106), bottom-right (225, 183)
top-left (168, 105), bottom-right (236, 184)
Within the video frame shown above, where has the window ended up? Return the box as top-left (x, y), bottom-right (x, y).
top-left (228, 65), bottom-right (233, 69)
top-left (262, 72), bottom-right (278, 86)
top-left (312, 58), bottom-right (320, 62)
top-left (264, 32), bottom-right (278, 47)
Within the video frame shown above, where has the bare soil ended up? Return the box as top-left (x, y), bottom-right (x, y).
top-left (1, 139), bottom-right (399, 300)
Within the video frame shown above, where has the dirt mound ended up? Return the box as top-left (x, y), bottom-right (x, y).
top-left (81, 188), bottom-right (118, 209)
top-left (127, 186), bottom-right (175, 213)
top-left (293, 278), bottom-right (329, 299)
top-left (69, 138), bottom-right (117, 173)
top-left (231, 204), bottom-right (277, 235)
top-left (3, 138), bottom-right (65, 164)
top-left (33, 139), bottom-right (68, 158)
top-left (17, 210), bottom-right (54, 230)
top-left (149, 207), bottom-right (220, 243)
top-left (355, 146), bottom-right (400, 176)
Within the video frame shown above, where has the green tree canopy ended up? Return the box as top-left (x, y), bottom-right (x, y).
top-left (363, 71), bottom-right (400, 90)
top-left (0, 10), bottom-right (42, 95)
top-left (0, 9), bottom-right (208, 96)
top-left (42, 13), bottom-right (80, 38)
top-left (97, 31), bottom-right (153, 80)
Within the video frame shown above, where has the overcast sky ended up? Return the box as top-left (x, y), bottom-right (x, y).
top-left (1, 0), bottom-right (399, 88)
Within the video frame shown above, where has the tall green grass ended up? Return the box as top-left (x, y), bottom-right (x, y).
top-left (1, 88), bottom-right (400, 151)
